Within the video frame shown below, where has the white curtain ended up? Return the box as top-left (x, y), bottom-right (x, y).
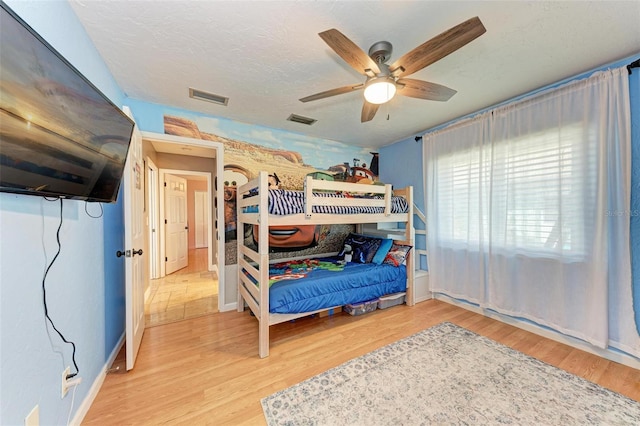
top-left (424, 67), bottom-right (639, 355)
top-left (425, 113), bottom-right (490, 304)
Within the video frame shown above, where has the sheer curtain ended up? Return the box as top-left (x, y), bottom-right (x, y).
top-left (425, 113), bottom-right (490, 304)
top-left (424, 67), bottom-right (638, 355)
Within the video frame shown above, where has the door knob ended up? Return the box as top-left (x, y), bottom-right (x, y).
top-left (132, 249), bottom-right (143, 256)
top-left (116, 250), bottom-right (126, 258)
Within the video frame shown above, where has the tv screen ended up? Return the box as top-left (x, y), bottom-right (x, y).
top-left (0, 2), bottom-right (134, 203)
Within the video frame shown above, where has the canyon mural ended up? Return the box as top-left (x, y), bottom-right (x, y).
top-left (164, 114), bottom-right (379, 264)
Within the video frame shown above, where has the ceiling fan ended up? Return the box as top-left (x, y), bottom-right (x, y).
top-left (299, 17), bottom-right (486, 122)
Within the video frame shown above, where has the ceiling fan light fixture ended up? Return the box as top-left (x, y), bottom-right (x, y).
top-left (364, 78), bottom-right (396, 104)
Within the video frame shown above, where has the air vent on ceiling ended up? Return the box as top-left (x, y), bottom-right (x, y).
top-left (287, 114), bottom-right (317, 126)
top-left (189, 88), bottom-right (229, 106)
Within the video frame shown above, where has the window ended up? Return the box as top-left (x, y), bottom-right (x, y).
top-left (425, 67), bottom-right (634, 352)
top-left (434, 124), bottom-right (593, 258)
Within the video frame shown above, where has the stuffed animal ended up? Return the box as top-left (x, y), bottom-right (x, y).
top-left (268, 172), bottom-right (281, 189)
top-left (343, 243), bottom-right (353, 263)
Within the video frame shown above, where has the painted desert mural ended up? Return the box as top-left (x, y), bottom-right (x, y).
top-left (164, 114), bottom-right (380, 264)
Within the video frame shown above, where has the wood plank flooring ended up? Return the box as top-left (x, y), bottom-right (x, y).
top-left (83, 300), bottom-right (640, 425)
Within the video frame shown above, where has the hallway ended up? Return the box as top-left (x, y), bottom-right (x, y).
top-left (144, 248), bottom-right (218, 327)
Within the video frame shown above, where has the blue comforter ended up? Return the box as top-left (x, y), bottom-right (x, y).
top-left (269, 260), bottom-right (406, 314)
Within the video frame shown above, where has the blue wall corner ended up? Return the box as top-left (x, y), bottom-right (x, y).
top-left (103, 187), bottom-right (126, 356)
top-left (380, 136), bottom-right (427, 269)
top-left (629, 68), bottom-right (640, 332)
top-left (123, 98), bottom-right (168, 133)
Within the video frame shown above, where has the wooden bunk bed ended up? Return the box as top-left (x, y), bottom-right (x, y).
top-left (236, 171), bottom-right (414, 358)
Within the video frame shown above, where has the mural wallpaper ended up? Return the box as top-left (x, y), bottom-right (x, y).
top-left (163, 113), bottom-right (380, 264)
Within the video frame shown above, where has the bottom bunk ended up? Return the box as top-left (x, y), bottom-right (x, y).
top-left (267, 258), bottom-right (406, 314)
top-left (238, 248), bottom-right (413, 358)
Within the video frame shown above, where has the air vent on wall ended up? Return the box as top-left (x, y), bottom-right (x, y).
top-left (287, 114), bottom-right (317, 126)
top-left (189, 88), bottom-right (229, 106)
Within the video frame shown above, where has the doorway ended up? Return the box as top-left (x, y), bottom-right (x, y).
top-left (147, 170), bottom-right (217, 327)
top-left (139, 131), bottom-right (226, 327)
top-left (163, 173), bottom-right (189, 275)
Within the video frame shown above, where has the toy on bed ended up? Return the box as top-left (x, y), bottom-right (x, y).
top-left (342, 243), bottom-right (353, 263)
top-left (244, 172), bottom-right (280, 200)
top-left (268, 172), bottom-right (280, 189)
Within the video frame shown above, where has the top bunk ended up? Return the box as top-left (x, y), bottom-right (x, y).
top-left (236, 171), bottom-right (413, 227)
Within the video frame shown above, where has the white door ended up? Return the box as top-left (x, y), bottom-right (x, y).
top-left (165, 174), bottom-right (188, 274)
top-left (194, 190), bottom-right (208, 248)
top-left (123, 107), bottom-right (145, 370)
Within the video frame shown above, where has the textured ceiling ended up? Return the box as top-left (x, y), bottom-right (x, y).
top-left (69, 1), bottom-right (640, 148)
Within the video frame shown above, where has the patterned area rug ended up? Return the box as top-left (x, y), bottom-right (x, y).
top-left (262, 322), bottom-right (640, 425)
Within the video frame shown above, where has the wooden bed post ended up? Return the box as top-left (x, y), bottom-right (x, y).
top-left (237, 183), bottom-right (245, 313)
top-left (258, 172), bottom-right (271, 358)
top-left (405, 186), bottom-right (415, 306)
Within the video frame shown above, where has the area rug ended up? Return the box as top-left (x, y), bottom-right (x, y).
top-left (261, 322), bottom-right (640, 425)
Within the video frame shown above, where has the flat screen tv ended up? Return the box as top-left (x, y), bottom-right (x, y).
top-left (0, 2), bottom-right (134, 203)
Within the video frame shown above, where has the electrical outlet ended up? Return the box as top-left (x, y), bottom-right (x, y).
top-left (61, 367), bottom-right (82, 399)
top-left (61, 366), bottom-right (70, 398)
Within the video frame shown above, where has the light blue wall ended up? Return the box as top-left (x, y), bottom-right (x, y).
top-left (380, 55), bottom-right (640, 337)
top-left (123, 98), bottom-right (167, 133)
top-left (378, 138), bottom-right (428, 270)
top-left (0, 1), bottom-right (127, 424)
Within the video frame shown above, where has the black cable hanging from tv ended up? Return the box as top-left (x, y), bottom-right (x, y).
top-left (627, 58), bottom-right (640, 74)
top-left (42, 198), bottom-right (80, 378)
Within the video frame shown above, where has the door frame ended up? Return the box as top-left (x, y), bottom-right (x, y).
top-left (159, 169), bottom-right (211, 276)
top-left (194, 190), bottom-right (208, 249)
top-left (140, 131), bottom-right (225, 312)
top-left (146, 156), bottom-right (160, 281)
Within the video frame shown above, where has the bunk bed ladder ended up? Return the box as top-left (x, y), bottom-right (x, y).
top-left (412, 203), bottom-right (431, 303)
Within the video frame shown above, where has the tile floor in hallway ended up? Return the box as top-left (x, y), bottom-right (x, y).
top-left (144, 248), bottom-right (218, 327)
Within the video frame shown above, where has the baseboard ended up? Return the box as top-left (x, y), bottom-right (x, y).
top-left (433, 293), bottom-right (640, 370)
top-left (221, 301), bottom-right (237, 312)
top-left (69, 332), bottom-right (125, 425)
top-left (414, 292), bottom-right (433, 304)
top-left (414, 270), bottom-right (432, 304)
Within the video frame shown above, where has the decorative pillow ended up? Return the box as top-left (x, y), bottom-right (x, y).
top-left (339, 233), bottom-right (382, 263)
top-left (383, 243), bottom-right (413, 266)
top-left (371, 238), bottom-right (393, 265)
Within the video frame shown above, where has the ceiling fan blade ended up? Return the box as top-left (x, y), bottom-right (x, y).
top-left (319, 29), bottom-right (381, 75)
top-left (390, 16), bottom-right (486, 77)
top-left (361, 101), bottom-right (380, 122)
top-left (397, 78), bottom-right (457, 101)
top-left (299, 83), bottom-right (364, 103)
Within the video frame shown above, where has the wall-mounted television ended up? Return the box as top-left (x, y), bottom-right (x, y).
top-left (0, 2), bottom-right (134, 203)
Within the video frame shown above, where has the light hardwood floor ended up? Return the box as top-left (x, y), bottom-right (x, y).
top-left (84, 299), bottom-right (640, 425)
top-left (145, 248), bottom-right (218, 327)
